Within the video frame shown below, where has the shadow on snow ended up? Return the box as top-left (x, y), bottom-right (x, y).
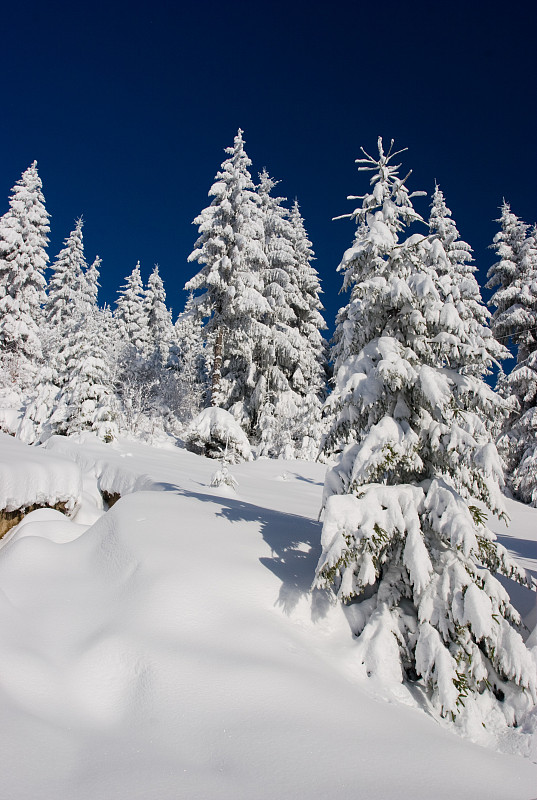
top-left (150, 480), bottom-right (332, 621)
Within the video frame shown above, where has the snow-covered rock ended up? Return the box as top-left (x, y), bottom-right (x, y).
top-left (0, 431), bottom-right (81, 515)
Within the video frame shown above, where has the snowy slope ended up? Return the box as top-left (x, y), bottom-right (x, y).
top-left (0, 435), bottom-right (536, 800)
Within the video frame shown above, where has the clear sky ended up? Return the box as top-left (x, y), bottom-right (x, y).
top-left (1, 0), bottom-right (536, 337)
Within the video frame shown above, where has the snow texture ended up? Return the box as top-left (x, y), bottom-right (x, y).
top-left (0, 431), bottom-right (81, 512)
top-left (0, 436), bottom-right (535, 799)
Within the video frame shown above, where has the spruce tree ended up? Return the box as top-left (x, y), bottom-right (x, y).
top-left (0, 162), bottom-right (50, 393)
top-left (185, 129), bottom-right (270, 434)
top-left (487, 202), bottom-right (537, 363)
top-left (315, 139), bottom-right (535, 726)
top-left (170, 292), bottom-right (208, 423)
top-left (255, 175), bottom-right (327, 458)
top-left (491, 217), bottom-right (537, 504)
top-left (115, 261), bottom-right (150, 357)
top-left (52, 248), bottom-right (118, 440)
top-left (427, 185), bottom-right (508, 375)
top-left (144, 264), bottom-right (173, 369)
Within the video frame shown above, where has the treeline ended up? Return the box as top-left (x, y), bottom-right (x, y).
top-left (0, 132), bottom-right (536, 503)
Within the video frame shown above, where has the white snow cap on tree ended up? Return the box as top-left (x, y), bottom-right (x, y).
top-left (315, 137), bottom-right (535, 728)
top-left (0, 161), bottom-right (50, 391)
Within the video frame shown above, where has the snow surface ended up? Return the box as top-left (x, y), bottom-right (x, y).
top-left (0, 435), bottom-right (536, 799)
top-left (0, 431), bottom-right (81, 512)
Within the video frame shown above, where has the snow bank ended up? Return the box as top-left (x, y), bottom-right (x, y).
top-left (0, 432), bottom-right (81, 513)
top-left (0, 438), bottom-right (536, 799)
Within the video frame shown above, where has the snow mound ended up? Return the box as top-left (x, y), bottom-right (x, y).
top-left (186, 407), bottom-right (253, 462)
top-left (0, 432), bottom-right (81, 513)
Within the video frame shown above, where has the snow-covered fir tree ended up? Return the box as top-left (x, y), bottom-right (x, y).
top-left (0, 162), bottom-right (50, 395)
top-left (427, 184), bottom-right (508, 375)
top-left (115, 261), bottom-right (150, 358)
top-left (144, 264), bottom-right (173, 369)
top-left (51, 248), bottom-right (118, 440)
top-left (288, 199), bottom-right (328, 457)
top-left (169, 292), bottom-right (208, 424)
top-left (255, 174), bottom-right (327, 458)
top-left (314, 138), bottom-right (535, 727)
top-left (489, 211), bottom-right (537, 504)
top-left (185, 129), bottom-right (270, 436)
top-left (31, 218), bottom-right (90, 432)
top-left (487, 202), bottom-right (537, 364)
top-left (46, 218), bottom-right (86, 335)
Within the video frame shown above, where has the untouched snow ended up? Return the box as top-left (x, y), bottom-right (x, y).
top-left (0, 435), bottom-right (536, 799)
top-left (0, 431), bottom-right (81, 512)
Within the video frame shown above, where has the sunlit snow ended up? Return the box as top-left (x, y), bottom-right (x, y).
top-left (0, 434), bottom-right (536, 799)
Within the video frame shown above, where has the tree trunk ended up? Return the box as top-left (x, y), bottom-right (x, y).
top-left (211, 327), bottom-right (224, 406)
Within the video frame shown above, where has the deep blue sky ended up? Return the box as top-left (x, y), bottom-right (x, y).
top-left (1, 0), bottom-right (535, 337)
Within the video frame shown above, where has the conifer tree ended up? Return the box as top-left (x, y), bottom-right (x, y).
top-left (490, 217), bottom-right (537, 504)
top-left (169, 292), bottom-right (208, 423)
top-left (288, 200), bottom-right (328, 457)
top-left (115, 262), bottom-right (150, 357)
top-left (51, 248), bottom-right (118, 440)
top-left (427, 185), bottom-right (508, 375)
top-left (487, 202), bottom-right (537, 363)
top-left (185, 129), bottom-right (270, 434)
top-left (0, 162), bottom-right (50, 392)
top-left (315, 139), bottom-right (535, 727)
top-left (255, 175), bottom-right (327, 457)
top-left (144, 264), bottom-right (173, 368)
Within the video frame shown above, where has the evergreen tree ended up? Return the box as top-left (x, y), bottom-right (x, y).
top-left (255, 175), bottom-right (328, 457)
top-left (288, 200), bottom-right (328, 457)
top-left (144, 264), bottom-right (173, 368)
top-left (46, 218), bottom-right (86, 333)
top-left (169, 292), bottom-right (208, 423)
top-left (427, 185), bottom-right (508, 375)
top-left (115, 261), bottom-right (150, 357)
top-left (314, 138), bottom-right (535, 727)
top-left (41, 218), bottom-right (89, 412)
top-left (492, 220), bottom-right (537, 504)
top-left (0, 161), bottom-right (50, 392)
top-left (185, 129), bottom-right (270, 434)
top-left (487, 202), bottom-right (537, 363)
top-left (52, 253), bottom-right (118, 440)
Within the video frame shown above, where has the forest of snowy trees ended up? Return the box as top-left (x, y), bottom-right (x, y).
top-left (1, 132), bottom-right (536, 729)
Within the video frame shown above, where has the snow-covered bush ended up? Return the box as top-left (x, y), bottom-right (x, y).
top-left (185, 407), bottom-right (252, 463)
top-left (210, 462), bottom-right (239, 491)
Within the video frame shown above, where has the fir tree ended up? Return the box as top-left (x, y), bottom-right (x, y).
top-left (491, 219), bottom-right (537, 504)
top-left (315, 139), bottom-right (535, 727)
top-left (115, 261), bottom-right (150, 357)
top-left (255, 175), bottom-right (327, 457)
top-left (42, 218), bottom-right (88, 410)
top-left (52, 247), bottom-right (118, 440)
top-left (169, 292), bottom-right (208, 424)
top-left (185, 129), bottom-right (270, 434)
top-left (144, 264), bottom-right (173, 368)
top-left (427, 185), bottom-right (508, 375)
top-left (0, 162), bottom-right (50, 393)
top-left (46, 218), bottom-right (86, 333)
top-left (487, 202), bottom-right (537, 363)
